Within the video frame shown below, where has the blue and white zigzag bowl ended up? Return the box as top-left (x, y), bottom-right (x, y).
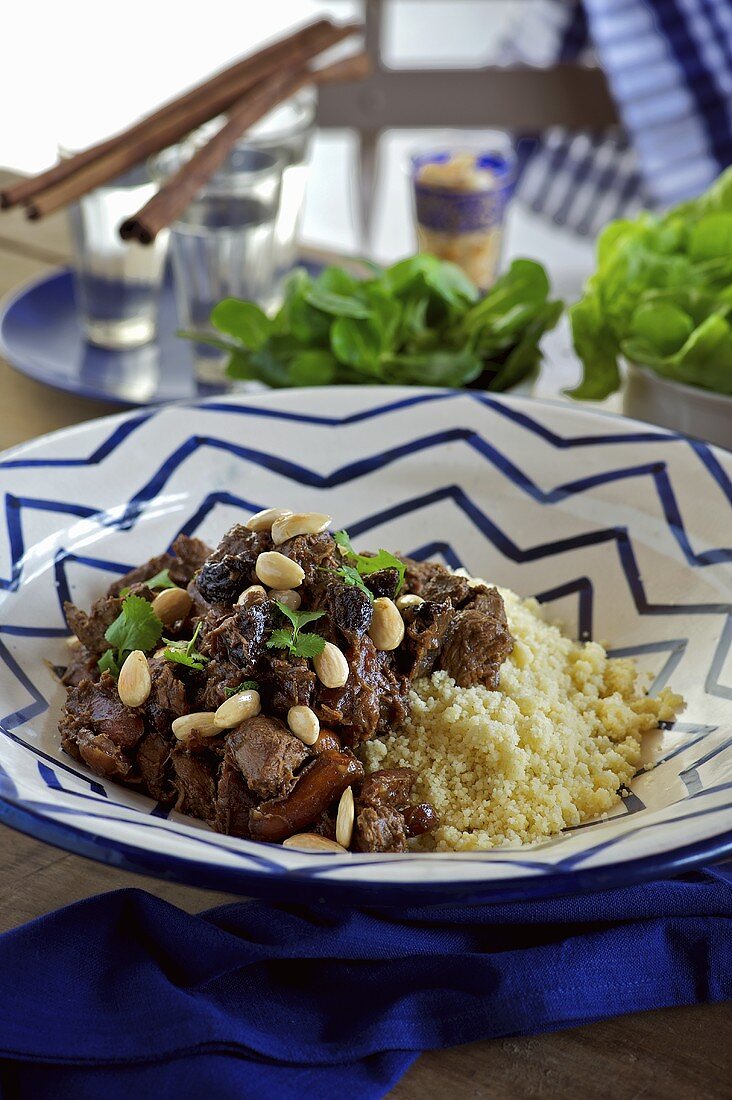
top-left (0, 387), bottom-right (730, 905)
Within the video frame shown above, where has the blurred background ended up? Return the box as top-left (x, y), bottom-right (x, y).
top-left (0, 0), bottom-right (597, 296)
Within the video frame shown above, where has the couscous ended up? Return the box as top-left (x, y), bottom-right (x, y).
top-left (362, 582), bottom-right (684, 850)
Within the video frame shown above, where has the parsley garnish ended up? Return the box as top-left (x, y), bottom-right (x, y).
top-left (97, 649), bottom-right (121, 679)
top-left (119, 567), bottom-right (176, 598)
top-left (320, 562), bottom-right (374, 600)
top-left (223, 679), bottom-right (259, 698)
top-left (333, 529), bottom-right (406, 594)
top-left (98, 594), bottom-right (163, 679)
top-left (266, 600), bottom-right (326, 658)
top-left (163, 621), bottom-right (209, 671)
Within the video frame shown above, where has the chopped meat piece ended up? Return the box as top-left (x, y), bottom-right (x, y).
top-left (364, 568), bottom-right (400, 600)
top-left (77, 731), bottom-right (133, 780)
top-left (400, 599), bottom-right (453, 679)
top-left (64, 594), bottom-right (122, 656)
top-left (170, 747), bottom-right (218, 819)
top-left (360, 768), bottom-right (415, 810)
top-left (268, 657), bottom-right (316, 712)
top-left (354, 805), bottom-right (408, 852)
top-left (403, 803), bottom-right (439, 837)
top-left (249, 750), bottom-right (364, 842)
top-left (226, 714), bottom-right (309, 799)
top-left (136, 730), bottom-right (172, 801)
top-left (463, 582), bottom-right (508, 617)
top-left (106, 553), bottom-right (174, 597)
top-left (213, 760), bottom-right (257, 837)
top-left (440, 607), bottom-right (513, 689)
top-left (196, 526), bottom-right (271, 605)
top-left (316, 635), bottom-right (409, 746)
top-left (401, 557), bottom-right (454, 596)
top-left (60, 673), bottom-right (145, 754)
top-left (278, 532), bottom-right (338, 584)
top-left (323, 580), bottom-right (373, 642)
top-left (65, 583), bottom-right (153, 657)
top-left (169, 534), bottom-right (211, 584)
top-left (144, 654), bottom-right (188, 734)
top-left (61, 645), bottom-right (98, 689)
top-left (203, 597), bottom-right (275, 669)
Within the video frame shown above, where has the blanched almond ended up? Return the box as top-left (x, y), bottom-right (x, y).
top-left (245, 507), bottom-right (292, 532)
top-left (287, 705), bottom-right (320, 745)
top-left (269, 588), bottom-right (301, 610)
top-left (255, 551), bottom-right (305, 589)
top-left (335, 786), bottom-right (355, 849)
top-left (282, 833), bottom-right (348, 853)
top-left (171, 711), bottom-right (219, 741)
top-left (117, 650), bottom-right (151, 708)
top-left (313, 641), bottom-right (349, 688)
top-left (214, 689), bottom-right (261, 729)
top-left (151, 586), bottom-right (193, 625)
top-left (271, 511), bottom-right (332, 545)
top-left (369, 597), bottom-right (405, 651)
top-left (395, 593), bottom-right (424, 612)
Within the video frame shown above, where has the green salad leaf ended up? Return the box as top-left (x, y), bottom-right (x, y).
top-left (569, 166), bottom-right (732, 398)
top-left (181, 255), bottom-right (560, 392)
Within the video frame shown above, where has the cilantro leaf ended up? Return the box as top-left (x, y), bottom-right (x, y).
top-left (335, 563), bottom-right (374, 599)
top-left (333, 529), bottom-right (355, 557)
top-left (98, 649), bottom-right (120, 679)
top-left (146, 568), bottom-right (176, 591)
top-left (118, 568), bottom-right (175, 599)
top-left (267, 602), bottom-right (327, 658)
top-left (273, 601), bottom-right (325, 631)
top-left (292, 633), bottom-right (327, 658)
top-left (163, 621), bottom-right (208, 673)
top-left (98, 594), bottom-right (164, 677)
top-left (224, 679), bottom-right (259, 698)
top-left (164, 649), bottom-right (207, 671)
top-left (332, 530), bottom-right (406, 594)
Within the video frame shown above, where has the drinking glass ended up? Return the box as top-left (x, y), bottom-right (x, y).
top-left (245, 88), bottom-right (316, 286)
top-left (155, 145), bottom-right (283, 382)
top-left (410, 132), bottom-right (516, 290)
top-left (66, 159), bottom-right (169, 349)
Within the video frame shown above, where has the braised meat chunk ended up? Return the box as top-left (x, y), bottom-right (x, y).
top-left (56, 511), bottom-right (513, 853)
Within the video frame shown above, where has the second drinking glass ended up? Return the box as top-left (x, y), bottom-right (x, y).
top-left (155, 144), bottom-right (283, 382)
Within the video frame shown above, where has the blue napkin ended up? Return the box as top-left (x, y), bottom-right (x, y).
top-left (0, 865), bottom-right (729, 1100)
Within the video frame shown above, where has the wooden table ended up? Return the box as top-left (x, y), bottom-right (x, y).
top-left (0, 170), bottom-right (728, 1099)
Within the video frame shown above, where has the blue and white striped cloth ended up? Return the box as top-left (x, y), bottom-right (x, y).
top-left (502, 0), bottom-right (732, 234)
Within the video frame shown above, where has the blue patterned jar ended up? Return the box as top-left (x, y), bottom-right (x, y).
top-left (411, 141), bottom-right (516, 290)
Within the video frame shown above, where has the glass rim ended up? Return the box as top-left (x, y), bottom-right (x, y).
top-left (406, 130), bottom-right (517, 192)
top-left (149, 142), bottom-right (284, 194)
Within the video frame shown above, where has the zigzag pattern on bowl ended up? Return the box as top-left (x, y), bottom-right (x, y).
top-left (0, 389), bottom-right (730, 902)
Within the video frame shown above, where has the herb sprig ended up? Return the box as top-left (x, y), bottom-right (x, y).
top-left (333, 530), bottom-right (406, 594)
top-left (163, 622), bottom-right (209, 671)
top-left (119, 567), bottom-right (176, 598)
top-left (223, 679), bottom-right (259, 698)
top-left (266, 600), bottom-right (326, 659)
top-left (98, 594), bottom-right (164, 679)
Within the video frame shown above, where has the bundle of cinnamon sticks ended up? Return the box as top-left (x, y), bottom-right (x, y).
top-left (1, 19), bottom-right (367, 245)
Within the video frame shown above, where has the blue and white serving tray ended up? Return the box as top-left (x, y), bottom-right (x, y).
top-left (0, 387), bottom-right (730, 904)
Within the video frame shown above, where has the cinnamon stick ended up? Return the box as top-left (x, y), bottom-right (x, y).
top-left (5, 19), bottom-right (357, 215)
top-left (120, 52), bottom-right (372, 245)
